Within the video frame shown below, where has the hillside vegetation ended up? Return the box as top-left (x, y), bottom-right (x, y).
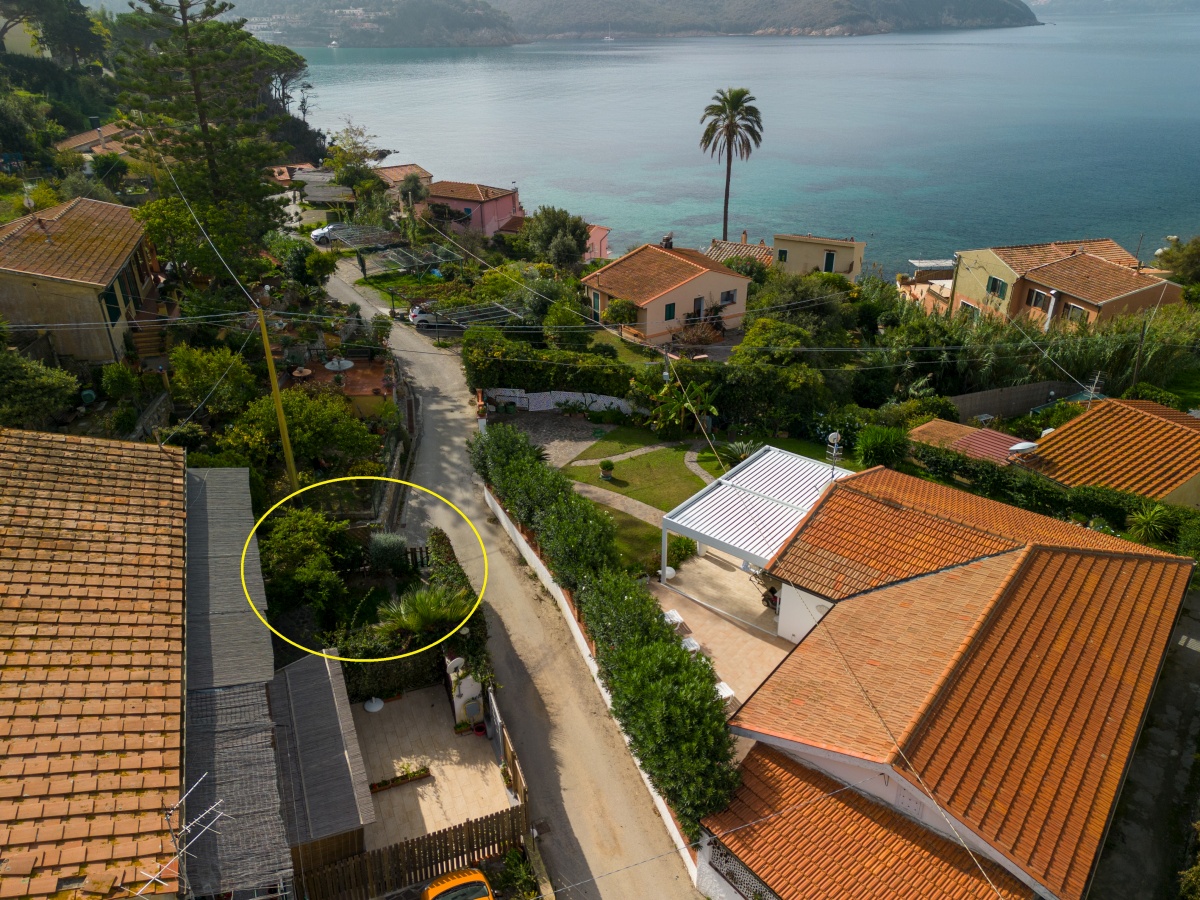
top-left (487, 0), bottom-right (1038, 37)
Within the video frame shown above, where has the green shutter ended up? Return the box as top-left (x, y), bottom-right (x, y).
top-left (665, 302), bottom-right (675, 321)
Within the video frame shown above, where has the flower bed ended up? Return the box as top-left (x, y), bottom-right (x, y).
top-left (369, 766), bottom-right (432, 793)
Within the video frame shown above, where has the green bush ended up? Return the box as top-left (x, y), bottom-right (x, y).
top-left (100, 362), bottom-right (139, 404)
top-left (426, 526), bottom-right (491, 686)
top-left (1121, 381), bottom-right (1185, 410)
top-left (855, 425), bottom-right (909, 467)
top-left (110, 404), bottom-right (139, 435)
top-left (462, 326), bottom-right (632, 396)
top-left (1127, 503), bottom-right (1173, 545)
top-left (667, 535), bottom-right (698, 569)
top-left (369, 531), bottom-right (410, 576)
top-left (1066, 485), bottom-right (1140, 528)
top-left (322, 624), bottom-right (442, 703)
top-left (468, 424), bottom-right (739, 834)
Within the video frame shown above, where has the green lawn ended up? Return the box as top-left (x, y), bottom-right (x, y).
top-left (573, 425), bottom-right (670, 461)
top-left (588, 329), bottom-right (658, 366)
top-left (587, 501), bottom-right (661, 575)
top-left (1167, 369), bottom-right (1200, 411)
top-left (567, 446), bottom-right (706, 511)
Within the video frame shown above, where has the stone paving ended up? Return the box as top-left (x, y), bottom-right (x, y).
top-left (504, 412), bottom-right (613, 468)
top-left (571, 482), bottom-right (665, 527)
top-left (683, 448), bottom-right (717, 485)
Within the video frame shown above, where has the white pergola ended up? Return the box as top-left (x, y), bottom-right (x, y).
top-left (661, 446), bottom-right (853, 579)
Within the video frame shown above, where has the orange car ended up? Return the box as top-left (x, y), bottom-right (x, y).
top-left (419, 868), bottom-right (495, 900)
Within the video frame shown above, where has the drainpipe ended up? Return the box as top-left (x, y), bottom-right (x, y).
top-left (948, 253), bottom-right (960, 314)
top-left (1042, 290), bottom-right (1058, 333)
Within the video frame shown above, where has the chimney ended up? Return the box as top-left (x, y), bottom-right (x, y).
top-left (741, 230), bottom-right (747, 244)
top-left (661, 232), bottom-right (673, 250)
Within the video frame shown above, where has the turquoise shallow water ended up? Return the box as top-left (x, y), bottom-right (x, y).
top-left (298, 13), bottom-right (1200, 273)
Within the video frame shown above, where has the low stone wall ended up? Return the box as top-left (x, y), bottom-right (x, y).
top-left (484, 487), bottom-right (697, 880)
top-left (130, 391), bottom-right (172, 440)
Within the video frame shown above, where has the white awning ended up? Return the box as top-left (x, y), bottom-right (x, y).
top-left (663, 446), bottom-right (852, 567)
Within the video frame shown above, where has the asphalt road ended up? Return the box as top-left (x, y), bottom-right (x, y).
top-left (327, 271), bottom-right (701, 900)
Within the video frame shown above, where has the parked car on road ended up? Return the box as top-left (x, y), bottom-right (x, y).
top-left (311, 222), bottom-right (350, 244)
top-left (409, 305), bottom-right (455, 329)
top-left (419, 868), bottom-right (493, 900)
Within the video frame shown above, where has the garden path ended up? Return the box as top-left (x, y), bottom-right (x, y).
top-left (566, 442), bottom-right (673, 466)
top-left (683, 449), bottom-right (716, 485)
top-left (329, 271), bottom-right (702, 900)
top-left (571, 482), bottom-right (664, 527)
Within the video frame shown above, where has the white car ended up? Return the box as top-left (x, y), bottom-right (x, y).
top-left (311, 222), bottom-right (350, 244)
top-left (408, 305), bottom-right (453, 328)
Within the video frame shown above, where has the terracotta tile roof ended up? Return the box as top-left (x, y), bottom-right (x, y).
top-left (703, 745), bottom-right (1035, 900)
top-left (497, 213), bottom-right (525, 234)
top-left (734, 553), bottom-right (1025, 760)
top-left (705, 238), bottom-right (775, 266)
top-left (582, 244), bottom-right (749, 307)
top-left (54, 123), bottom-right (131, 154)
top-left (427, 180), bottom-right (514, 202)
top-left (909, 419), bottom-right (1018, 465)
top-left (0, 198), bottom-right (144, 287)
top-left (908, 418), bottom-right (979, 448)
top-left (1024, 252), bottom-right (1170, 304)
top-left (738, 467), bottom-right (1192, 899)
top-left (0, 429), bottom-right (187, 900)
top-left (989, 238), bottom-right (1139, 274)
top-left (374, 163), bottom-right (431, 186)
top-left (1013, 399), bottom-right (1200, 498)
top-left (902, 546), bottom-right (1191, 899)
top-left (768, 485), bottom-right (1020, 600)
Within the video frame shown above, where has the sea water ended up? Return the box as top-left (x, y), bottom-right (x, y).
top-left (298, 13), bottom-right (1200, 273)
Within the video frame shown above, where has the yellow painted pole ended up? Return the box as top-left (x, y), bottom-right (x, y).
top-left (257, 306), bottom-right (299, 492)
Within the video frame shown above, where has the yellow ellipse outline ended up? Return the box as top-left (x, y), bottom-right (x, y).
top-left (239, 476), bottom-right (488, 663)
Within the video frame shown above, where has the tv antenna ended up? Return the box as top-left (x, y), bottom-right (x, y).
top-left (1086, 371), bottom-right (1104, 409)
top-left (119, 773), bottom-right (229, 898)
top-left (826, 431), bottom-right (843, 479)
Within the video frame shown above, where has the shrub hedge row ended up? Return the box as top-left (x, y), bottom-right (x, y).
top-left (426, 527), bottom-right (492, 688)
top-left (908, 442), bottom-right (1200, 563)
top-left (468, 424), bottom-right (739, 836)
top-left (462, 327), bottom-right (632, 397)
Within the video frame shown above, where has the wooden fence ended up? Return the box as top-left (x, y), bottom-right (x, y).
top-left (298, 806), bottom-right (527, 900)
top-left (408, 545), bottom-right (430, 568)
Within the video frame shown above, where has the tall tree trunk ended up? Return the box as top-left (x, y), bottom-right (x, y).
top-left (722, 145), bottom-right (732, 241)
top-left (177, 0), bottom-right (221, 196)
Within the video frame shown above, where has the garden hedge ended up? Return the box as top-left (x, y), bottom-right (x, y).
top-left (468, 424), bottom-right (739, 835)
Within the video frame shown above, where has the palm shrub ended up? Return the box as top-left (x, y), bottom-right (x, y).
top-left (369, 531), bottom-right (410, 576)
top-left (720, 440), bottom-right (762, 466)
top-left (1127, 503), bottom-right (1173, 544)
top-left (855, 425), bottom-right (909, 467)
top-left (375, 585), bottom-right (475, 643)
top-left (667, 535), bottom-right (698, 569)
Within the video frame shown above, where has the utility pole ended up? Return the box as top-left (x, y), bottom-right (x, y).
top-left (1132, 318), bottom-right (1148, 388)
top-left (256, 307), bottom-right (299, 492)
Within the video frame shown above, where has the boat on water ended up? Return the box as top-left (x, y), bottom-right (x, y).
top-left (329, 39), bottom-right (339, 47)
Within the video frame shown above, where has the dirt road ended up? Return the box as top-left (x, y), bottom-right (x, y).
top-left (329, 272), bottom-right (701, 900)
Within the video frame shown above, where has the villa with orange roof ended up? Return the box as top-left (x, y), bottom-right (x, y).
top-left (947, 238), bottom-right (1181, 324)
top-left (695, 466), bottom-right (1191, 900)
top-left (1011, 398), bottom-right (1200, 507)
top-left (909, 417), bottom-right (1019, 466)
top-left (582, 236), bottom-right (751, 344)
top-left (425, 180), bottom-right (523, 237)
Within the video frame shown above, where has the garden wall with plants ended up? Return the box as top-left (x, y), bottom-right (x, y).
top-left (468, 423), bottom-right (739, 841)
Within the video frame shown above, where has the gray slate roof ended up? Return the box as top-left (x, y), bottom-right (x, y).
top-left (184, 468), bottom-right (292, 895)
top-left (269, 652), bottom-right (376, 845)
top-left (186, 468), bottom-right (275, 689)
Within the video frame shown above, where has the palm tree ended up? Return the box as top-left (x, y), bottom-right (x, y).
top-left (699, 87), bottom-right (764, 242)
top-left (375, 585), bottom-right (475, 643)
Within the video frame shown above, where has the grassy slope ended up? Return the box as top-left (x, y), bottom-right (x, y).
top-left (567, 445), bottom-right (706, 511)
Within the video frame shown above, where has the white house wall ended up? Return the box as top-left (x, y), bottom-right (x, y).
top-left (776, 583), bottom-right (832, 643)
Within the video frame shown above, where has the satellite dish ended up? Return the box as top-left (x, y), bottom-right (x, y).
top-left (1040, 427), bottom-right (1055, 438)
top-left (1009, 441), bottom-right (1038, 453)
top-left (446, 657), bottom-right (466, 674)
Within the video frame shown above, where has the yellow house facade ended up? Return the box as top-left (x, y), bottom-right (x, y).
top-left (773, 233), bottom-right (866, 279)
top-left (582, 241), bottom-right (751, 346)
top-left (0, 199), bottom-right (161, 363)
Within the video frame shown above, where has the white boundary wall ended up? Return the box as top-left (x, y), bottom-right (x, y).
top-left (485, 388), bottom-right (633, 415)
top-left (484, 487), bottom-right (697, 880)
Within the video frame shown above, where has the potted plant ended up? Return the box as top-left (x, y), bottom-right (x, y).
top-left (599, 459), bottom-right (615, 481)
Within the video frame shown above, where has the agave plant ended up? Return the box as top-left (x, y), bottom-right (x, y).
top-left (721, 440), bottom-right (763, 465)
top-left (374, 585), bottom-right (474, 642)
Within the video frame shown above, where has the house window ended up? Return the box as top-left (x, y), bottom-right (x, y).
top-left (777, 248), bottom-right (788, 263)
top-left (1027, 288), bottom-right (1049, 310)
top-left (665, 302), bottom-right (676, 321)
top-left (592, 291), bottom-right (600, 303)
top-left (100, 284), bottom-right (122, 323)
top-left (823, 250), bottom-right (836, 273)
top-left (592, 293), bottom-right (600, 319)
top-left (720, 289), bottom-right (736, 306)
top-left (959, 300), bottom-right (980, 319)
top-left (985, 275), bottom-right (1009, 299)
top-left (1066, 304), bottom-right (1088, 323)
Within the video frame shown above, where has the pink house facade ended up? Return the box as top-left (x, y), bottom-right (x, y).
top-left (586, 224), bottom-right (610, 262)
top-left (425, 181), bottom-right (523, 237)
